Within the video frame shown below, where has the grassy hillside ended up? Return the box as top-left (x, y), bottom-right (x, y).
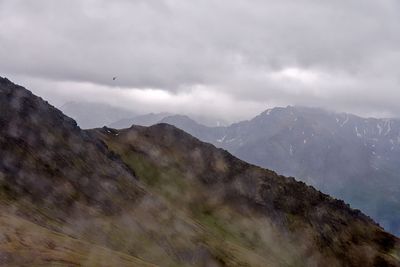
top-left (92, 124), bottom-right (400, 267)
top-left (0, 212), bottom-right (155, 267)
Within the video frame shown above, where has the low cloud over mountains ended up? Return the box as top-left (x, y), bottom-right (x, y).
top-left (1, 0), bottom-right (400, 121)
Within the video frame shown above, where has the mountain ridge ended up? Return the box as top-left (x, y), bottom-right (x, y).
top-left (148, 105), bottom-right (400, 236)
top-left (95, 123), bottom-right (400, 266)
top-left (0, 76), bottom-right (399, 266)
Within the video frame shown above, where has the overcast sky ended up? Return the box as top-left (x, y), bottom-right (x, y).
top-left (1, 0), bottom-right (400, 122)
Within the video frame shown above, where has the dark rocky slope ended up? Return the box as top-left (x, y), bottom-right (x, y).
top-left (0, 77), bottom-right (399, 266)
top-left (94, 123), bottom-right (400, 267)
top-left (160, 107), bottom-right (400, 236)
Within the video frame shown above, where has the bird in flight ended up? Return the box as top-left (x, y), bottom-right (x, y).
top-left (112, 76), bottom-right (117, 81)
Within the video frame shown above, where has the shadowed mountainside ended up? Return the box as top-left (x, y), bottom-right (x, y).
top-left (160, 108), bottom-right (400, 236)
top-left (0, 77), bottom-right (399, 266)
top-left (93, 123), bottom-right (400, 267)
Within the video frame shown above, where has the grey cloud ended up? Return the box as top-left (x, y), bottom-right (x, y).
top-left (0, 0), bottom-right (400, 120)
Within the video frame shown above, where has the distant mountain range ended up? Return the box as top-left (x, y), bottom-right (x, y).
top-left (60, 101), bottom-right (137, 129)
top-left (1, 77), bottom-right (399, 266)
top-left (145, 107), bottom-right (400, 237)
top-left (60, 102), bottom-right (228, 129)
top-left (109, 112), bottom-right (173, 128)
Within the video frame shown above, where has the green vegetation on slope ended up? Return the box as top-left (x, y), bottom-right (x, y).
top-left (93, 125), bottom-right (400, 267)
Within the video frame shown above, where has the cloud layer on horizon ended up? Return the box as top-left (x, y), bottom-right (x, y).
top-left (1, 0), bottom-right (400, 121)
